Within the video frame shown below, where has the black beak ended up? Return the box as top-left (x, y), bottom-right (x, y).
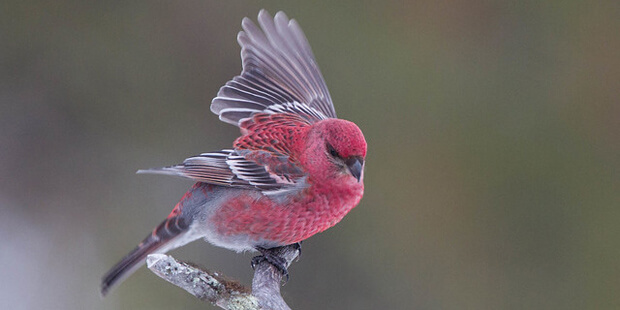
top-left (346, 156), bottom-right (364, 182)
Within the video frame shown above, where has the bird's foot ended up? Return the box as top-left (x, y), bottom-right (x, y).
top-left (251, 244), bottom-right (300, 283)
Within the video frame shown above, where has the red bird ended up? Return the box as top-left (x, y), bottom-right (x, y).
top-left (101, 10), bottom-right (366, 296)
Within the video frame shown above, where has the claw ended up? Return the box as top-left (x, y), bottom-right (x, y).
top-left (293, 242), bottom-right (302, 261)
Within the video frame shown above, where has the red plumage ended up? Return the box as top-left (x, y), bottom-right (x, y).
top-left (101, 10), bottom-right (367, 296)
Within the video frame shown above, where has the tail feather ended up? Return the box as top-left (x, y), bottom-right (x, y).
top-left (100, 216), bottom-right (190, 296)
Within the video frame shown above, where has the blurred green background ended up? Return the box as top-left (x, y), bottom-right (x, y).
top-left (1, 1), bottom-right (618, 309)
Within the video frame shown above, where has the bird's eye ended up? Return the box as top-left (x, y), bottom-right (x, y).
top-left (326, 142), bottom-right (340, 158)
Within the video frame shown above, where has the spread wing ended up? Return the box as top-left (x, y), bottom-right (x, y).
top-left (210, 10), bottom-right (337, 126)
top-left (139, 11), bottom-right (329, 193)
top-left (138, 113), bottom-right (310, 193)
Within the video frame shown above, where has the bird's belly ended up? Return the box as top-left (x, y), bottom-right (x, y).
top-left (207, 185), bottom-right (363, 249)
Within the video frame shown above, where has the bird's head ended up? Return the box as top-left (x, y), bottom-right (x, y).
top-left (301, 119), bottom-right (367, 183)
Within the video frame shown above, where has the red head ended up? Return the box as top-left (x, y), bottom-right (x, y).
top-left (300, 119), bottom-right (367, 184)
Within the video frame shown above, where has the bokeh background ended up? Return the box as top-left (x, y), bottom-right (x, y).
top-left (1, 1), bottom-right (618, 309)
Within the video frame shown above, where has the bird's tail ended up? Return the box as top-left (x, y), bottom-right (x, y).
top-left (100, 215), bottom-right (193, 296)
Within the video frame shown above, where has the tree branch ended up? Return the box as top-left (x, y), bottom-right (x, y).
top-left (146, 244), bottom-right (300, 309)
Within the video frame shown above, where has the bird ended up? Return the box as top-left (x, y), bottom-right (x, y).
top-left (100, 9), bottom-right (367, 296)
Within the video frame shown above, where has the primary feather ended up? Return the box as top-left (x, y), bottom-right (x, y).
top-left (211, 10), bottom-right (336, 126)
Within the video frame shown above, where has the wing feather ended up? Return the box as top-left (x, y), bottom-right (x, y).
top-left (138, 150), bottom-right (286, 190)
top-left (211, 10), bottom-right (336, 127)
